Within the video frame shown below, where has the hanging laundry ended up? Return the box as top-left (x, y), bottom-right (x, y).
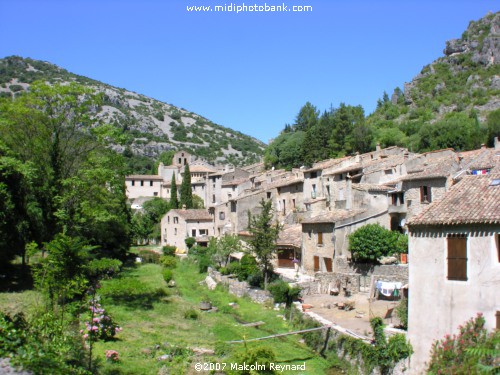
top-left (376, 281), bottom-right (402, 297)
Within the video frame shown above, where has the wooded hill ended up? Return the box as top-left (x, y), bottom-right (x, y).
top-left (0, 56), bottom-right (266, 172)
top-left (265, 12), bottom-right (500, 170)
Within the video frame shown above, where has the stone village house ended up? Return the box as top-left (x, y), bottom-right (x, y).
top-left (407, 173), bottom-right (500, 374)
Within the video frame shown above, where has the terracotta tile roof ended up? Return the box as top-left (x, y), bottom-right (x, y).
top-left (189, 165), bottom-right (217, 173)
top-left (305, 157), bottom-right (348, 172)
top-left (458, 148), bottom-right (500, 173)
top-left (221, 178), bottom-right (249, 187)
top-left (170, 209), bottom-right (213, 221)
top-left (401, 154), bottom-right (459, 181)
top-left (126, 175), bottom-right (164, 180)
top-left (277, 225), bottom-right (302, 248)
top-left (301, 209), bottom-right (364, 224)
top-left (408, 174), bottom-right (500, 226)
top-left (352, 183), bottom-right (393, 192)
top-left (266, 177), bottom-right (304, 189)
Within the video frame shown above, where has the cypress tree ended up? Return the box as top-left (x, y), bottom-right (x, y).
top-left (170, 174), bottom-right (179, 209)
top-left (179, 164), bottom-right (193, 209)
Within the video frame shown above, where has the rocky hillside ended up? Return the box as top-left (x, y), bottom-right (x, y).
top-left (368, 12), bottom-right (499, 149)
top-left (0, 56), bottom-right (265, 169)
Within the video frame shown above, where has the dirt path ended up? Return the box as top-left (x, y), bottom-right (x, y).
top-left (302, 292), bottom-right (402, 337)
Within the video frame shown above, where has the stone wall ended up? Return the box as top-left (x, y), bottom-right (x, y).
top-left (207, 268), bottom-right (272, 304)
top-left (298, 259), bottom-right (408, 296)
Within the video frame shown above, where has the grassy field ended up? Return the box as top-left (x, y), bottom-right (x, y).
top-left (92, 260), bottom-right (333, 374)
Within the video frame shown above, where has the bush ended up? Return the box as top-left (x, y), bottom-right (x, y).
top-left (427, 313), bottom-right (499, 374)
top-left (162, 269), bottom-right (173, 283)
top-left (268, 279), bottom-right (301, 307)
top-left (162, 245), bottom-right (176, 256)
top-left (395, 297), bottom-right (408, 330)
top-left (197, 254), bottom-right (212, 273)
top-left (247, 270), bottom-right (264, 288)
top-left (160, 255), bottom-right (177, 269)
top-left (138, 249), bottom-right (161, 263)
top-left (185, 237), bottom-right (196, 249)
top-left (184, 308), bottom-right (199, 320)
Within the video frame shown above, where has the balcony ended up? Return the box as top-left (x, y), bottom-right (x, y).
top-left (388, 204), bottom-right (407, 214)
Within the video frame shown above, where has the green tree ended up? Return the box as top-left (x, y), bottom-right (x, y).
top-left (212, 234), bottom-right (242, 267)
top-left (486, 108), bottom-right (500, 147)
top-left (328, 103), bottom-right (366, 157)
top-left (192, 194), bottom-right (205, 209)
top-left (0, 142), bottom-right (41, 266)
top-left (293, 101), bottom-right (319, 132)
top-left (264, 131), bottom-right (305, 170)
top-left (170, 174), bottom-right (179, 209)
top-left (247, 200), bottom-right (282, 289)
top-left (179, 164), bottom-right (193, 209)
top-left (302, 111), bottom-right (333, 166)
top-left (348, 224), bottom-right (407, 264)
top-left (34, 234), bottom-right (96, 313)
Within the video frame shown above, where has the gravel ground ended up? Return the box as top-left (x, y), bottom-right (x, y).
top-left (0, 358), bottom-right (32, 375)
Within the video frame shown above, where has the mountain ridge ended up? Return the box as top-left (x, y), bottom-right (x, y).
top-left (0, 56), bottom-right (266, 170)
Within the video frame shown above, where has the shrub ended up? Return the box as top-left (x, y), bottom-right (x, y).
top-left (138, 249), bottom-right (161, 263)
top-left (162, 269), bottom-right (173, 283)
top-left (162, 245), bottom-right (176, 256)
top-left (395, 297), bottom-right (408, 330)
top-left (197, 253), bottom-right (213, 273)
top-left (82, 301), bottom-right (122, 341)
top-left (247, 270), bottom-right (264, 288)
top-left (427, 313), bottom-right (499, 374)
top-left (185, 237), bottom-right (196, 249)
top-left (184, 308), bottom-right (199, 320)
top-left (160, 255), bottom-right (177, 269)
top-left (268, 279), bottom-right (301, 307)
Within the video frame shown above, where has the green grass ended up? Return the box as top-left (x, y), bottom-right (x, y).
top-left (93, 260), bottom-right (332, 374)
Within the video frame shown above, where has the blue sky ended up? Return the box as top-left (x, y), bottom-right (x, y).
top-left (0, 1), bottom-right (497, 143)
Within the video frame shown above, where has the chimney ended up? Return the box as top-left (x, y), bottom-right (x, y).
top-left (376, 143), bottom-right (381, 152)
top-left (354, 152), bottom-right (360, 163)
top-left (495, 137), bottom-right (500, 151)
top-left (481, 143), bottom-right (487, 149)
top-left (182, 204), bottom-right (187, 210)
top-left (403, 151), bottom-right (409, 160)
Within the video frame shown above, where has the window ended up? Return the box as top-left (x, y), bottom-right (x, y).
top-left (447, 235), bottom-right (467, 281)
top-left (282, 199), bottom-right (286, 215)
top-left (310, 171), bottom-right (317, 179)
top-left (267, 192), bottom-right (271, 199)
top-left (232, 186), bottom-right (235, 191)
top-left (131, 180), bottom-right (135, 186)
top-left (317, 232), bottom-right (323, 246)
top-left (192, 229), bottom-right (196, 237)
top-left (174, 228), bottom-right (177, 235)
top-left (150, 181), bottom-right (153, 186)
top-left (154, 192), bottom-right (158, 196)
top-left (420, 185), bottom-right (432, 203)
top-left (219, 212), bottom-right (225, 220)
top-left (324, 257), bottom-right (332, 272)
top-left (308, 230), bottom-right (312, 239)
top-left (292, 199), bottom-right (296, 208)
top-left (168, 216), bottom-right (170, 223)
top-left (212, 194), bottom-right (216, 203)
top-left (231, 201), bottom-right (237, 213)
top-left (199, 229), bottom-right (207, 236)
top-left (173, 217), bottom-right (179, 224)
top-left (140, 180), bottom-right (144, 187)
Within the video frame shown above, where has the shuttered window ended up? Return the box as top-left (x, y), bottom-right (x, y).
top-left (324, 257), bottom-right (333, 272)
top-left (318, 232), bottom-right (323, 246)
top-left (447, 235), bottom-right (467, 281)
top-left (313, 256), bottom-right (320, 272)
